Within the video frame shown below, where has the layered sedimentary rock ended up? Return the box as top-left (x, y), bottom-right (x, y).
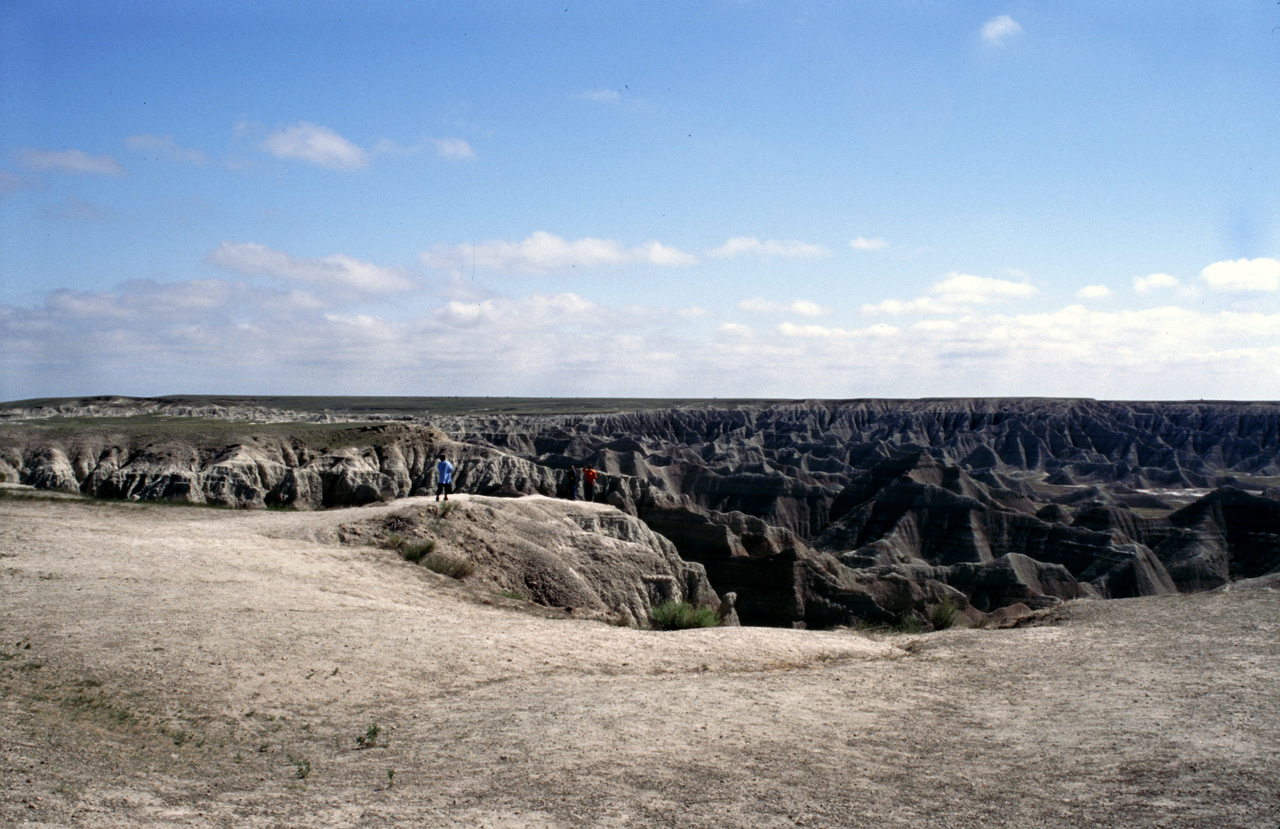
top-left (3, 397), bottom-right (1278, 628)
top-left (0, 424), bottom-right (608, 510)
top-left (338, 497), bottom-right (722, 627)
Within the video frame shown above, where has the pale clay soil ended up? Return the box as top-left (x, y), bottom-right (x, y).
top-left (1, 494), bottom-right (1278, 828)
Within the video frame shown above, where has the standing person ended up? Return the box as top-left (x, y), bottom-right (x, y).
top-left (565, 466), bottom-right (578, 501)
top-left (436, 454), bottom-right (454, 502)
top-left (582, 464), bottom-right (598, 502)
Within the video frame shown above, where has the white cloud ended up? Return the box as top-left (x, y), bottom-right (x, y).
top-left (1134, 273), bottom-right (1180, 294)
top-left (420, 232), bottom-right (697, 274)
top-left (125, 134), bottom-right (209, 165)
top-left (981, 15), bottom-right (1023, 45)
top-left (860, 297), bottom-right (955, 316)
top-left (7, 277), bottom-right (1280, 400)
top-left (433, 138), bottom-right (475, 160)
top-left (911, 319), bottom-right (961, 333)
top-left (1200, 258), bottom-right (1280, 292)
top-left (778, 321), bottom-right (900, 339)
top-left (862, 272), bottom-right (1036, 316)
top-left (1076, 285), bottom-right (1112, 300)
top-left (932, 273), bottom-right (1037, 304)
top-left (850, 237), bottom-right (889, 251)
top-left (719, 322), bottom-right (755, 337)
top-left (738, 298), bottom-right (831, 317)
top-left (207, 242), bottom-right (415, 294)
top-left (708, 237), bottom-right (831, 259)
top-left (639, 241), bottom-right (700, 267)
top-left (260, 122), bottom-right (369, 170)
top-left (19, 148), bottom-right (126, 175)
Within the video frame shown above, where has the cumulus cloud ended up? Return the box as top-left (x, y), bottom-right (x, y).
top-left (260, 122), bottom-right (369, 170)
top-left (862, 273), bottom-right (1037, 317)
top-left (1076, 285), bottom-right (1112, 300)
top-left (208, 242), bottom-right (415, 294)
top-left (778, 321), bottom-right (900, 340)
top-left (19, 148), bottom-right (126, 175)
top-left (433, 138), bottom-right (475, 160)
top-left (932, 273), bottom-right (1037, 304)
top-left (420, 231), bottom-right (697, 274)
top-left (850, 237), bottom-right (890, 251)
top-left (860, 297), bottom-right (955, 316)
top-left (1200, 258), bottom-right (1280, 292)
top-left (1134, 273), bottom-right (1180, 294)
top-left (865, 272), bottom-right (1036, 316)
top-left (708, 237), bottom-right (831, 259)
top-left (6, 277), bottom-right (1280, 400)
top-left (125, 134), bottom-right (209, 165)
top-left (981, 15), bottom-right (1023, 45)
top-left (738, 298), bottom-right (831, 317)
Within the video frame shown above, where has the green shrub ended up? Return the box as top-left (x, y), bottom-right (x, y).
top-left (399, 539), bottom-right (437, 564)
top-left (420, 551), bottom-right (474, 579)
top-left (648, 600), bottom-right (720, 631)
top-left (929, 597), bottom-right (961, 630)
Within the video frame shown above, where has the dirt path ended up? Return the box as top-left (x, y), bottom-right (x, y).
top-left (2, 495), bottom-right (1278, 828)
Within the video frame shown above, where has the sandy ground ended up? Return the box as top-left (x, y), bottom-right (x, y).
top-left (1, 494), bottom-right (1278, 829)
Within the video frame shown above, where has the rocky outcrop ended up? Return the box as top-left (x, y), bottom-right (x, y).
top-left (340, 497), bottom-right (723, 627)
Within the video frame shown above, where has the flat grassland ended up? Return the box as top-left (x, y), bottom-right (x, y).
top-left (2, 495), bottom-right (1278, 828)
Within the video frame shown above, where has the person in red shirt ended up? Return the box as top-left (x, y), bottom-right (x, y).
top-left (582, 465), bottom-right (598, 502)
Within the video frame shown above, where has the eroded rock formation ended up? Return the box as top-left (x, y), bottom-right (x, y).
top-left (3, 397), bottom-right (1278, 628)
top-left (337, 497), bottom-right (722, 627)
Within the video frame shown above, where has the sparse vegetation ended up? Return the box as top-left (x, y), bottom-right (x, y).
top-left (400, 539), bottom-right (437, 563)
top-left (893, 615), bottom-right (924, 634)
top-left (287, 753), bottom-right (311, 779)
top-left (929, 597), bottom-right (961, 630)
top-left (496, 589), bottom-right (527, 601)
top-left (384, 532), bottom-right (440, 564)
top-left (356, 723), bottom-right (382, 749)
top-left (420, 551), bottom-right (474, 579)
top-left (648, 600), bottom-right (720, 631)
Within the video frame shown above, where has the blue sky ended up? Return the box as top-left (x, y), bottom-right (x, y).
top-left (2, 1), bottom-right (1279, 401)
